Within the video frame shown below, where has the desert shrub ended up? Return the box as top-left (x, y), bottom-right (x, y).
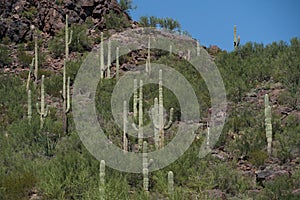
top-left (20, 6), bottom-right (38, 20)
top-left (0, 74), bottom-right (27, 126)
top-left (275, 115), bottom-right (300, 163)
top-left (248, 150), bottom-right (268, 167)
top-left (17, 43), bottom-right (34, 66)
top-left (104, 10), bottom-right (130, 31)
top-left (44, 74), bottom-right (62, 97)
top-left (0, 44), bottom-right (12, 67)
top-left (0, 171), bottom-right (37, 200)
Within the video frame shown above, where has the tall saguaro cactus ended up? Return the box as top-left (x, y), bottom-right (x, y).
top-left (28, 89), bottom-right (32, 125)
top-left (116, 47), bottom-right (120, 79)
top-left (234, 25), bottom-right (240, 50)
top-left (65, 15), bottom-right (73, 60)
top-left (143, 141), bottom-right (149, 192)
top-left (123, 101), bottom-right (128, 152)
top-left (99, 160), bottom-right (105, 200)
top-left (152, 70), bottom-right (174, 149)
top-left (100, 32), bottom-right (104, 79)
top-left (36, 75), bottom-right (49, 129)
top-left (145, 36), bottom-right (151, 73)
top-left (62, 59), bottom-right (71, 134)
top-left (107, 39), bottom-right (111, 78)
top-left (132, 79), bottom-right (144, 150)
top-left (264, 94), bottom-right (272, 156)
top-left (34, 32), bottom-right (38, 87)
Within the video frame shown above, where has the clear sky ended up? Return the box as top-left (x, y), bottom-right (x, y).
top-left (129, 0), bottom-right (300, 51)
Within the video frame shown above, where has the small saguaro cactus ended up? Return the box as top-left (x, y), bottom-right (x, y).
top-left (264, 94), bottom-right (272, 156)
top-left (65, 14), bottom-right (73, 60)
top-left (100, 32), bottom-right (104, 79)
top-left (99, 160), bottom-right (105, 200)
top-left (28, 89), bottom-right (32, 125)
top-left (168, 171), bottom-right (174, 198)
top-left (152, 70), bottom-right (174, 149)
top-left (206, 123), bottom-right (210, 150)
top-left (143, 141), bottom-right (149, 192)
top-left (62, 59), bottom-right (71, 134)
top-left (234, 25), bottom-right (240, 50)
top-left (123, 100), bottom-right (128, 152)
top-left (36, 75), bottom-right (49, 129)
top-left (132, 80), bottom-right (144, 149)
top-left (196, 40), bottom-right (200, 56)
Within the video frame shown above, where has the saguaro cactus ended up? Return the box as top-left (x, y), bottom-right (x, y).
top-left (62, 59), bottom-right (71, 134)
top-left (99, 160), bottom-right (105, 199)
top-left (234, 25), bottom-right (240, 50)
top-left (168, 171), bottom-right (174, 198)
top-left (116, 47), bottom-right (120, 79)
top-left (65, 14), bottom-right (73, 60)
top-left (28, 89), bottom-right (32, 125)
top-left (36, 75), bottom-right (49, 129)
top-left (100, 32), bottom-right (104, 79)
top-left (145, 36), bottom-right (151, 73)
top-left (206, 123), bottom-right (210, 149)
top-left (26, 58), bottom-right (34, 91)
top-left (107, 39), bottom-right (111, 78)
top-left (196, 40), bottom-right (200, 56)
top-left (143, 141), bottom-right (149, 192)
top-left (152, 70), bottom-right (174, 149)
top-left (265, 94), bottom-right (272, 156)
top-left (132, 79), bottom-right (144, 150)
top-left (123, 100), bottom-right (128, 152)
top-left (34, 32), bottom-right (38, 87)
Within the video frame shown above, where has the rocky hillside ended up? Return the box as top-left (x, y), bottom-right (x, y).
top-left (0, 0), bottom-right (132, 43)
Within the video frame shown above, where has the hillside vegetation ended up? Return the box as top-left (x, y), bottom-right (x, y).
top-left (0, 1), bottom-right (300, 199)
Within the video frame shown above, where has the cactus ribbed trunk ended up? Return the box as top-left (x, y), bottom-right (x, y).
top-left (62, 60), bottom-right (71, 134)
top-left (28, 90), bottom-right (32, 125)
top-left (116, 47), bottom-right (119, 79)
top-left (138, 80), bottom-right (144, 149)
top-left (99, 160), bottom-right (105, 200)
top-left (123, 101), bottom-right (128, 152)
top-left (143, 141), bottom-right (149, 192)
top-left (265, 94), bottom-right (272, 156)
top-left (34, 34), bottom-right (38, 87)
top-left (168, 171), bottom-right (174, 198)
top-left (100, 32), bottom-right (104, 79)
top-left (36, 75), bottom-right (49, 129)
top-left (65, 15), bottom-right (72, 60)
top-left (107, 39), bottom-right (111, 78)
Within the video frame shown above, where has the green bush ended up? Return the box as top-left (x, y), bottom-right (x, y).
top-left (17, 43), bottom-right (34, 66)
top-left (0, 171), bottom-right (37, 200)
top-left (0, 44), bottom-right (12, 67)
top-left (248, 150), bottom-right (268, 167)
top-left (104, 10), bottom-right (130, 31)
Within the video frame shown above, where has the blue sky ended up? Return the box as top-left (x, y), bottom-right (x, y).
top-left (130, 0), bottom-right (300, 51)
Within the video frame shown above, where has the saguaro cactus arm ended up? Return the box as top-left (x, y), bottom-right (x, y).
top-left (65, 14), bottom-right (73, 60)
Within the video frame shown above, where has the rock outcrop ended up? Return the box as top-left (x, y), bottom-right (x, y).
top-left (0, 0), bottom-right (131, 43)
